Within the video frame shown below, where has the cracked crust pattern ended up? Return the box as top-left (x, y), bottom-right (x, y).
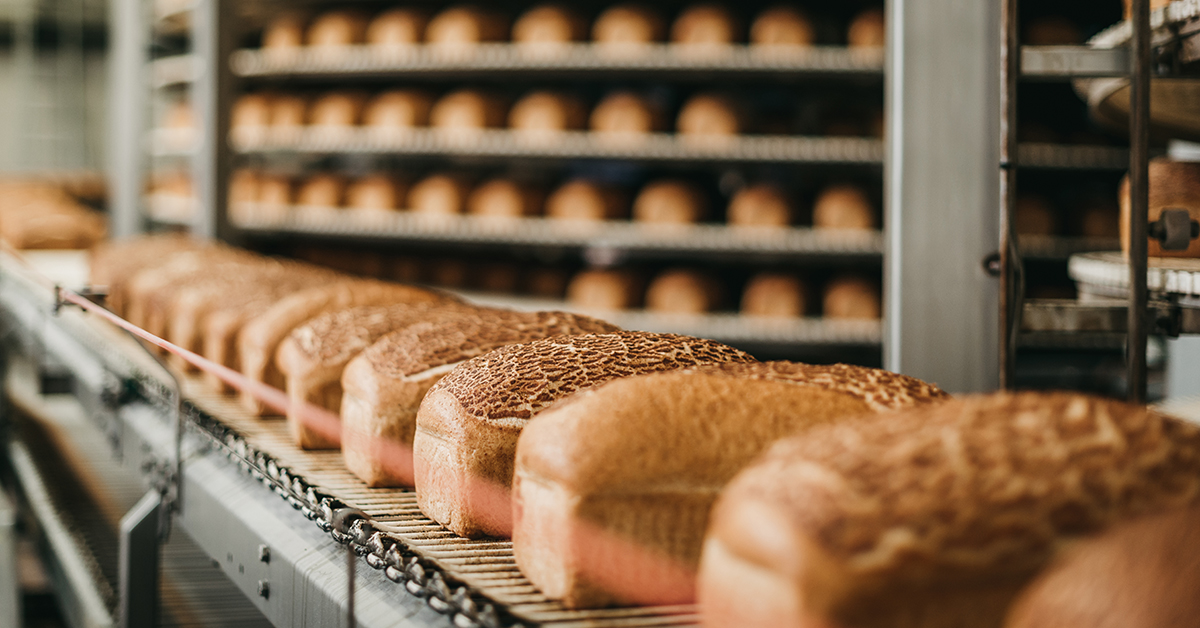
top-left (696, 361), bottom-right (949, 411)
top-left (287, 301), bottom-right (471, 366)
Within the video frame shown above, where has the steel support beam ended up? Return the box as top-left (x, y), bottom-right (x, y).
top-left (107, 0), bottom-right (147, 239)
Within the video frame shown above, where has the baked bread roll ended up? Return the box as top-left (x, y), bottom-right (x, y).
top-left (727, 184), bottom-right (793, 227)
top-left (308, 91), bottom-right (366, 128)
top-left (414, 331), bottom-right (756, 537)
top-left (633, 180), bottom-right (708, 224)
top-left (295, 173), bottom-right (345, 208)
top-left (425, 6), bottom-right (508, 50)
top-left (362, 90), bottom-right (433, 130)
top-left (699, 392), bottom-right (1200, 628)
top-left (430, 90), bottom-right (507, 132)
top-left (255, 174), bottom-right (293, 220)
top-left (467, 178), bottom-right (544, 218)
top-left (237, 281), bottom-right (451, 416)
top-left (645, 269), bottom-right (721, 313)
top-left (677, 93), bottom-right (742, 137)
top-left (277, 301), bottom-right (472, 449)
top-left (341, 310), bottom-right (619, 486)
top-left (1015, 196), bottom-right (1058, 236)
top-left (671, 4), bottom-right (739, 48)
top-left (847, 8), bottom-right (885, 48)
top-left (592, 4), bottom-right (664, 48)
top-left (516, 362), bottom-right (948, 607)
top-left (590, 91), bottom-right (661, 137)
top-left (1079, 203), bottom-right (1120, 239)
top-left (545, 180), bottom-right (627, 221)
top-left (269, 94), bottom-right (308, 131)
top-left (408, 173), bottom-right (473, 215)
top-left (366, 8), bottom-right (427, 47)
top-left (567, 269), bottom-right (643, 310)
top-left (1005, 506), bottom-right (1200, 628)
top-left (262, 13), bottom-right (306, 51)
top-left (823, 275), bottom-right (881, 319)
top-left (742, 273), bottom-right (806, 317)
top-left (1120, 158), bottom-right (1200, 258)
top-left (512, 5), bottom-right (586, 46)
top-left (812, 184), bottom-right (876, 230)
top-left (231, 93), bottom-right (272, 132)
top-left (306, 10), bottom-right (368, 48)
top-left (346, 174), bottom-right (406, 211)
top-left (750, 6), bottom-right (814, 48)
top-left (509, 91), bottom-right (588, 136)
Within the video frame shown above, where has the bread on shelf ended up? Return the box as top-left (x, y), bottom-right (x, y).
top-left (1120, 157), bottom-right (1200, 258)
top-left (308, 91), bottom-right (367, 128)
top-left (413, 331), bottom-right (756, 537)
top-left (254, 174), bottom-right (293, 221)
top-left (671, 3), bottom-right (739, 48)
top-left (1015, 195), bottom-right (1058, 236)
top-left (366, 8), bottom-right (428, 48)
top-left (590, 91), bottom-right (661, 138)
top-left (592, 4), bottom-right (665, 49)
top-left (509, 91), bottom-right (588, 136)
top-left (262, 13), bottom-right (307, 51)
top-left (633, 180), bottom-right (708, 224)
top-left (346, 174), bottom-right (406, 212)
top-left (514, 362), bottom-right (948, 607)
top-left (847, 7), bottom-right (885, 48)
top-left (430, 89), bottom-right (507, 132)
top-left (677, 93), bottom-right (743, 138)
top-left (362, 90), bottom-right (433, 131)
top-left (645, 268), bottom-right (721, 313)
top-left (750, 6), bottom-right (814, 48)
top-left (269, 94), bottom-right (308, 132)
top-left (425, 5), bottom-right (508, 50)
top-left (727, 184), bottom-right (793, 227)
top-left (305, 9), bottom-right (369, 48)
top-left (467, 178), bottom-right (544, 218)
top-left (1079, 203), bottom-right (1120, 239)
top-left (567, 269), bottom-right (643, 310)
top-left (823, 275), bottom-right (881, 320)
top-left (699, 392), bottom-right (1200, 628)
top-left (408, 173), bottom-right (474, 215)
top-left (295, 173), bottom-right (346, 208)
top-left (812, 184), bottom-right (876, 230)
top-left (741, 273), bottom-right (806, 317)
top-left (512, 4), bottom-right (586, 46)
top-left (231, 93), bottom-right (272, 133)
top-left (341, 310), bottom-right (619, 487)
top-left (545, 179), bottom-right (627, 221)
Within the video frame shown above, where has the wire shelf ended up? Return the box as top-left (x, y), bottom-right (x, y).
top-left (1018, 235), bottom-right (1121, 259)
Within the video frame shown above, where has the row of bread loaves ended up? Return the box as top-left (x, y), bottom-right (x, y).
top-left (261, 4), bottom-right (884, 51)
top-left (0, 179), bottom-right (107, 250)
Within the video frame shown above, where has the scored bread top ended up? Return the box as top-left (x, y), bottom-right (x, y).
top-left (715, 392), bottom-right (1200, 586)
top-left (285, 301), bottom-right (472, 367)
top-left (696, 361), bottom-right (949, 410)
top-left (363, 310), bottom-right (621, 379)
top-left (430, 331), bottom-right (755, 421)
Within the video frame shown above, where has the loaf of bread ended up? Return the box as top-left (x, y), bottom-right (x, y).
top-left (253, 174), bottom-right (292, 221)
top-left (633, 180), bottom-right (707, 224)
top-left (1120, 158), bottom-right (1200, 258)
top-left (509, 91), bottom-right (588, 136)
top-left (408, 173), bottom-right (473, 215)
top-left (90, 234), bottom-right (204, 314)
top-left (430, 90), bottom-right (507, 132)
top-left (123, 248), bottom-right (262, 337)
top-left (341, 309), bottom-right (619, 486)
top-left (823, 275), bottom-right (881, 319)
top-left (346, 174), bottom-right (406, 211)
top-left (467, 178), bottom-right (544, 218)
top-left (1015, 196), bottom-right (1058, 236)
top-left (296, 173), bottom-right (345, 208)
top-left (237, 281), bottom-right (451, 415)
top-left (727, 184), bottom-right (793, 227)
top-left (308, 91), bottom-right (366, 128)
top-left (742, 273), bottom-right (806, 317)
top-left (306, 9), bottom-right (368, 48)
top-left (362, 90), bottom-right (433, 130)
top-left (516, 362), bottom-right (948, 607)
top-left (567, 269), bottom-right (643, 310)
top-left (671, 4), bottom-right (739, 48)
top-left (812, 184), bottom-right (876, 230)
top-left (232, 93), bottom-right (272, 132)
top-left (592, 4), bottom-right (665, 48)
top-left (848, 8), bottom-right (885, 48)
top-left (590, 91), bottom-right (661, 137)
top-left (425, 6), bottom-right (508, 49)
top-left (545, 180), bottom-right (627, 221)
top-left (414, 331), bottom-right (756, 537)
top-left (645, 269), bottom-right (721, 313)
top-left (677, 93), bottom-right (743, 137)
top-left (366, 8), bottom-right (427, 47)
top-left (512, 5), bottom-right (586, 46)
top-left (699, 392), bottom-right (1200, 628)
top-left (750, 6), bottom-right (814, 47)
top-left (277, 301), bottom-right (472, 449)
top-left (269, 94), bottom-right (308, 131)
top-left (262, 13), bottom-right (307, 51)
top-left (1005, 506), bottom-right (1200, 628)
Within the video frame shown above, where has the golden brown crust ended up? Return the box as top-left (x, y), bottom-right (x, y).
top-left (89, 234), bottom-right (204, 315)
top-left (750, 6), bottom-right (814, 47)
top-left (512, 5), bottom-right (586, 44)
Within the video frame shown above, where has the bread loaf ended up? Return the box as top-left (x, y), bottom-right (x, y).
top-left (590, 91), bottom-right (661, 137)
top-left (727, 184), bottom-right (793, 227)
top-left (751, 6), bottom-right (814, 47)
top-left (1120, 158), bottom-right (1200, 258)
top-left (306, 10), bottom-right (368, 48)
top-left (677, 93), bottom-right (742, 137)
top-left (308, 91), bottom-right (366, 128)
top-left (567, 269), bottom-right (643, 310)
top-left (545, 180), bottom-right (627, 221)
top-left (409, 173), bottom-right (473, 215)
top-left (425, 6), bottom-right (508, 49)
top-left (124, 248), bottom-right (262, 337)
top-left (341, 310), bottom-right (619, 486)
top-left (269, 94), bottom-right (308, 131)
top-left (346, 174), bottom-right (405, 211)
top-left (812, 184), bottom-right (875, 230)
top-left (823, 276), bottom-right (881, 319)
top-left (277, 301), bottom-right (472, 449)
top-left (516, 362), bottom-right (948, 607)
top-left (742, 273), bottom-right (806, 317)
top-left (414, 331), bottom-right (756, 537)
top-left (90, 234), bottom-right (204, 315)
top-left (1005, 506), bottom-right (1200, 628)
top-left (467, 178), bottom-right (544, 218)
top-left (255, 174), bottom-right (293, 221)
top-left (366, 8), bottom-right (427, 47)
top-left (512, 5), bottom-right (586, 46)
top-left (592, 4), bottom-right (665, 48)
top-left (848, 8), bottom-right (885, 48)
top-left (645, 269), bottom-right (720, 313)
top-left (698, 392), bottom-right (1200, 628)
top-left (1015, 196), bottom-right (1058, 236)
top-left (232, 93), bottom-right (272, 132)
top-left (262, 13), bottom-right (306, 51)
top-left (237, 281), bottom-right (451, 416)
top-left (509, 91), bottom-right (588, 136)
top-left (228, 168), bottom-right (261, 206)
top-left (633, 180), bottom-right (707, 224)
top-left (362, 90), bottom-right (433, 130)
top-left (296, 173), bottom-right (345, 208)
top-left (430, 90), bottom-right (507, 131)
top-left (671, 4), bottom-right (739, 48)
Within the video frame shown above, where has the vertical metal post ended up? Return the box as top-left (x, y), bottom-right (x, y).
top-left (0, 488), bottom-right (19, 628)
top-left (192, 0), bottom-right (237, 242)
top-left (119, 491), bottom-right (162, 628)
top-left (998, 0), bottom-right (1020, 389)
top-left (108, 0), bottom-right (148, 238)
top-left (885, 0), bottom-right (1002, 392)
top-left (1128, 0), bottom-right (1151, 403)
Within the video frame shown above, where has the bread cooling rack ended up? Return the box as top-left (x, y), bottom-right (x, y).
top-left (0, 252), bottom-right (701, 628)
